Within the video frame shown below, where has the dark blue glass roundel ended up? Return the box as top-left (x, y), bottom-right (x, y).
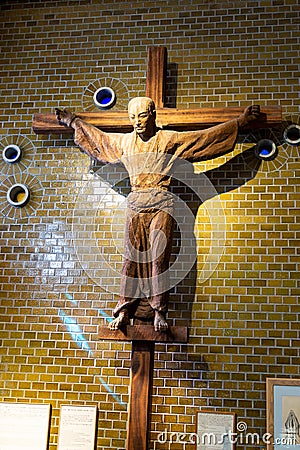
top-left (93, 87), bottom-right (116, 110)
top-left (255, 139), bottom-right (278, 161)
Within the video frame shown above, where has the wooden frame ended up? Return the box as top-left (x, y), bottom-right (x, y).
top-left (266, 378), bottom-right (300, 450)
top-left (195, 410), bottom-right (237, 450)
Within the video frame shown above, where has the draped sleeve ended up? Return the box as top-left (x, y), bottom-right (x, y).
top-left (71, 118), bottom-right (123, 164)
top-left (167, 119), bottom-right (239, 163)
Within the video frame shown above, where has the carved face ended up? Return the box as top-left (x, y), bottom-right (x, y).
top-left (128, 97), bottom-right (156, 139)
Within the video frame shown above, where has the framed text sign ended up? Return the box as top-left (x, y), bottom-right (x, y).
top-left (0, 402), bottom-right (51, 450)
top-left (57, 405), bottom-right (98, 450)
top-left (195, 410), bottom-right (237, 450)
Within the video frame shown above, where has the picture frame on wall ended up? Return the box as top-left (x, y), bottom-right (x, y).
top-left (195, 410), bottom-right (237, 450)
top-left (266, 378), bottom-right (300, 450)
top-left (0, 402), bottom-right (51, 450)
top-left (57, 405), bottom-right (98, 450)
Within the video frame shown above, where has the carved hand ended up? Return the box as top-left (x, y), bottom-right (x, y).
top-left (238, 105), bottom-right (261, 129)
top-left (55, 108), bottom-right (77, 127)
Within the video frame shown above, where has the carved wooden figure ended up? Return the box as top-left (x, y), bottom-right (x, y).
top-left (54, 97), bottom-right (261, 331)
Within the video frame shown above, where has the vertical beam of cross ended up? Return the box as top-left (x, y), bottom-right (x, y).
top-left (97, 327), bottom-right (188, 450)
top-left (126, 341), bottom-right (155, 450)
top-left (145, 46), bottom-right (167, 109)
top-left (125, 46), bottom-right (168, 450)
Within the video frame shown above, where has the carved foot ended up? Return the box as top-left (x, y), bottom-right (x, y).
top-left (154, 310), bottom-right (168, 332)
top-left (108, 310), bottom-right (129, 330)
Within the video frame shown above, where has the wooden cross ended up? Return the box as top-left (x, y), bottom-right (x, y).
top-left (32, 46), bottom-right (281, 134)
top-left (32, 47), bottom-right (282, 450)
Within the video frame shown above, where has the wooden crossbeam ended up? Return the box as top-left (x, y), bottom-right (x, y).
top-left (32, 105), bottom-right (282, 134)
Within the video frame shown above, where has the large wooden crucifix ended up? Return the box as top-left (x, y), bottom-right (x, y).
top-left (32, 47), bottom-right (281, 450)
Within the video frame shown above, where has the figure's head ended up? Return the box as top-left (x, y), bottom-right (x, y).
top-left (128, 97), bottom-right (156, 140)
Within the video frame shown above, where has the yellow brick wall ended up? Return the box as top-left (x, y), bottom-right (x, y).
top-left (0, 1), bottom-right (299, 449)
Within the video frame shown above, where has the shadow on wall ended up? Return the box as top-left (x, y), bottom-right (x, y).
top-left (91, 146), bottom-right (261, 329)
top-left (168, 146), bottom-right (262, 328)
top-left (165, 62), bottom-right (178, 108)
top-left (92, 146), bottom-right (261, 328)
top-left (151, 147), bottom-right (262, 411)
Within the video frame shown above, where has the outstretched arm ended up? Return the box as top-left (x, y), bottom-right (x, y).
top-left (55, 108), bottom-right (122, 164)
top-left (171, 105), bottom-right (261, 163)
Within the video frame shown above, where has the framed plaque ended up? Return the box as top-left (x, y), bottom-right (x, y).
top-left (57, 405), bottom-right (98, 450)
top-left (267, 378), bottom-right (300, 450)
top-left (195, 410), bottom-right (237, 450)
top-left (0, 402), bottom-right (51, 450)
